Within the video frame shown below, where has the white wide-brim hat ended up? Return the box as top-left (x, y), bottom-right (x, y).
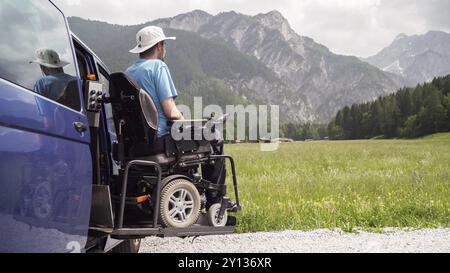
top-left (129, 26), bottom-right (176, 54)
top-left (30, 48), bottom-right (70, 68)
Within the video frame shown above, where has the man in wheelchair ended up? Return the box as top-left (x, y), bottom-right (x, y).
top-left (106, 26), bottom-right (240, 230)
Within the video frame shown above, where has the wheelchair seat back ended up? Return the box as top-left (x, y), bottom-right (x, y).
top-left (109, 72), bottom-right (159, 159)
top-left (108, 72), bottom-right (212, 163)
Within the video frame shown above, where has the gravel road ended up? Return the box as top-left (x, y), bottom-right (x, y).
top-left (140, 228), bottom-right (450, 253)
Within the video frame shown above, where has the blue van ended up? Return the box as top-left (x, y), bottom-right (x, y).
top-left (0, 0), bottom-right (240, 253)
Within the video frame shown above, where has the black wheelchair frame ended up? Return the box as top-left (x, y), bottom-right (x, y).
top-left (105, 73), bottom-right (241, 239)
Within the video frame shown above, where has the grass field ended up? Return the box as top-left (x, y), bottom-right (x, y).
top-left (225, 133), bottom-right (450, 233)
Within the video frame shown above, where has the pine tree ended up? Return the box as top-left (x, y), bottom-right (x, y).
top-left (444, 94), bottom-right (450, 130)
top-left (350, 104), bottom-right (363, 139)
top-left (341, 106), bottom-right (352, 139)
top-left (416, 87), bottom-right (447, 136)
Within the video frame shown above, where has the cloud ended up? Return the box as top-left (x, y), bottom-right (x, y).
top-left (52, 0), bottom-right (450, 57)
top-left (66, 0), bottom-right (81, 5)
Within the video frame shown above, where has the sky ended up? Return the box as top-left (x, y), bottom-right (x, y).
top-left (52, 0), bottom-right (450, 57)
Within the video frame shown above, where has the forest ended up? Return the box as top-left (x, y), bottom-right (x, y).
top-left (327, 75), bottom-right (450, 139)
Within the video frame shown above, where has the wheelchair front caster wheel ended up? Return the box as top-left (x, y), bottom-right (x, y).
top-left (159, 179), bottom-right (201, 228)
top-left (207, 203), bottom-right (228, 227)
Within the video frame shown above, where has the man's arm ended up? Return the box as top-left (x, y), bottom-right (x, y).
top-left (161, 97), bottom-right (184, 121)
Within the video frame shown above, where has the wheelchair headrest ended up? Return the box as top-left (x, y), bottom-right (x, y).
top-left (110, 72), bottom-right (158, 130)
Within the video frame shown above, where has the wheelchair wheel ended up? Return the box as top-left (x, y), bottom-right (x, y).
top-left (159, 179), bottom-right (201, 228)
top-left (207, 203), bottom-right (228, 227)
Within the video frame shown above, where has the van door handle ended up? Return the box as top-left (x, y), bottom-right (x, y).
top-left (74, 121), bottom-right (87, 133)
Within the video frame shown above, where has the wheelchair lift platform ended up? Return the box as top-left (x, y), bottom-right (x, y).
top-left (111, 221), bottom-right (236, 240)
top-left (107, 159), bottom-right (240, 240)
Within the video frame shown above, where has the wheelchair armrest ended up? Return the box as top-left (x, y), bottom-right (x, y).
top-left (168, 119), bottom-right (209, 126)
top-left (168, 119), bottom-right (209, 134)
top-left (169, 119), bottom-right (220, 144)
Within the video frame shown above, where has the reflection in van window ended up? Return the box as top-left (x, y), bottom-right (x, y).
top-left (30, 48), bottom-right (77, 101)
top-left (0, 0), bottom-right (80, 111)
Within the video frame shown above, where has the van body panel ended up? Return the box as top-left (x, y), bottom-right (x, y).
top-left (0, 0), bottom-right (93, 252)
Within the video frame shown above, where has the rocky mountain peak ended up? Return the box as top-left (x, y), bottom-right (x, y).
top-left (217, 10), bottom-right (241, 18)
top-left (162, 9), bottom-right (213, 32)
top-left (154, 10), bottom-right (402, 121)
top-left (425, 30), bottom-right (449, 38)
top-left (365, 30), bottom-right (450, 85)
top-left (258, 10), bottom-right (285, 21)
top-left (187, 9), bottom-right (212, 17)
top-left (394, 33), bottom-right (408, 42)
top-left (69, 12), bottom-right (410, 123)
top-left (255, 10), bottom-right (295, 41)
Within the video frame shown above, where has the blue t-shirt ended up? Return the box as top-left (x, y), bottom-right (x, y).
top-left (33, 73), bottom-right (77, 101)
top-left (126, 59), bottom-right (178, 138)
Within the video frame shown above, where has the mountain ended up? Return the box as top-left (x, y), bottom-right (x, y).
top-left (69, 17), bottom-right (316, 123)
top-left (152, 9), bottom-right (212, 32)
top-left (155, 10), bottom-right (404, 121)
top-left (69, 10), bottom-right (403, 122)
top-left (364, 31), bottom-right (450, 86)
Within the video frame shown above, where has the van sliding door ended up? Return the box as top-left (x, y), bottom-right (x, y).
top-left (0, 0), bottom-right (93, 253)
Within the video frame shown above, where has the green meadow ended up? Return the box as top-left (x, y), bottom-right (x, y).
top-left (226, 133), bottom-right (450, 233)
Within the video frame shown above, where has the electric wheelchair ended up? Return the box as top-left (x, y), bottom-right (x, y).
top-left (106, 73), bottom-right (241, 231)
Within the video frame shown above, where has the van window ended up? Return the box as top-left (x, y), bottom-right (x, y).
top-left (97, 68), bottom-right (116, 134)
top-left (76, 49), bottom-right (89, 80)
top-left (0, 0), bottom-right (81, 111)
